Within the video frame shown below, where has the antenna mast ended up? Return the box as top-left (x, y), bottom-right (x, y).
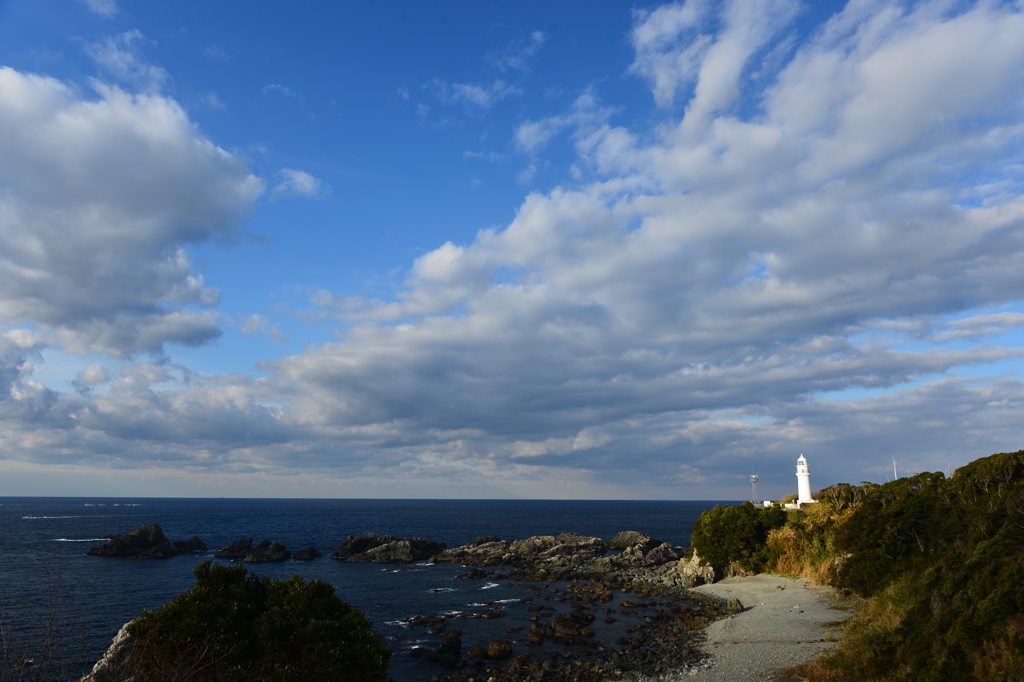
top-left (750, 473), bottom-right (760, 506)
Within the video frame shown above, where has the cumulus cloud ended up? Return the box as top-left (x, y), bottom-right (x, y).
top-left (0, 67), bottom-right (264, 357)
top-left (4, 1), bottom-right (1024, 498)
top-left (514, 90), bottom-right (616, 154)
top-left (279, 0), bottom-right (1024, 490)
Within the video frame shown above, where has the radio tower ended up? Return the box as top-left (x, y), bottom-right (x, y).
top-left (750, 473), bottom-right (760, 506)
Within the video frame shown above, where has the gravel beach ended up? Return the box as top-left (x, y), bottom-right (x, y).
top-left (635, 574), bottom-right (850, 681)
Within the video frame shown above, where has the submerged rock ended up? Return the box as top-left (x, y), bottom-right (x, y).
top-left (294, 547), bottom-right (322, 560)
top-left (551, 611), bottom-right (597, 637)
top-left (487, 639), bottom-right (513, 660)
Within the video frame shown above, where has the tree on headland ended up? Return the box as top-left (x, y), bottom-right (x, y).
top-left (123, 560), bottom-right (390, 682)
top-left (689, 501), bottom-right (787, 573)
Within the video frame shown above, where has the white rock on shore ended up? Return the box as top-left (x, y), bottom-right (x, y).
top-left (628, 574), bottom-right (850, 682)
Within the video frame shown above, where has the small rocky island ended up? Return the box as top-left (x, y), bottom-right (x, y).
top-left (332, 532), bottom-right (446, 562)
top-left (214, 537), bottom-right (292, 562)
top-left (86, 524), bottom-right (206, 559)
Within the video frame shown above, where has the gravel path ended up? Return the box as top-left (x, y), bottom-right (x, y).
top-left (633, 574), bottom-right (850, 682)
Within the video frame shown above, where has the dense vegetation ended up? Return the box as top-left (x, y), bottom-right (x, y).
top-left (694, 449), bottom-right (1024, 681)
top-left (690, 501), bottom-right (787, 573)
top-left (127, 560), bottom-right (390, 682)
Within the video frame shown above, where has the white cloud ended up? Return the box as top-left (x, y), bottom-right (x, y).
top-left (428, 79), bottom-right (522, 109)
top-left (262, 83), bottom-right (296, 97)
top-left (78, 0), bottom-right (117, 17)
top-left (77, 364), bottom-right (110, 385)
top-left (514, 90), bottom-right (617, 154)
top-left (270, 169), bottom-right (326, 200)
top-left (0, 67), bottom-right (264, 357)
top-left (278, 0), bottom-right (1024, 489)
top-left (932, 313), bottom-right (1024, 342)
top-left (239, 314), bottom-right (283, 342)
top-left (5, 1), bottom-right (1024, 498)
top-left (84, 30), bottom-right (169, 92)
top-left (488, 31), bottom-right (548, 72)
top-left (197, 92), bottom-right (227, 110)
top-left (517, 164), bottom-right (538, 184)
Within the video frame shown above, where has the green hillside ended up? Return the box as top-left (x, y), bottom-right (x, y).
top-left (691, 449), bottom-right (1024, 681)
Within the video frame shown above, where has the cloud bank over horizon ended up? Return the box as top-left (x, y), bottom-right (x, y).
top-left (1, 0), bottom-right (1023, 499)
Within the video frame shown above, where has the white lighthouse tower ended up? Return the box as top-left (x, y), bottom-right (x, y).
top-left (796, 454), bottom-right (815, 505)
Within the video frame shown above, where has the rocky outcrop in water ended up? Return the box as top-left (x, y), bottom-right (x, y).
top-left (294, 547), bottom-right (321, 560)
top-left (86, 525), bottom-right (206, 559)
top-left (215, 537), bottom-right (252, 559)
top-left (243, 540), bottom-right (290, 562)
top-left (428, 530), bottom-right (718, 589)
top-left (431, 536), bottom-right (510, 566)
top-left (332, 532), bottom-right (446, 563)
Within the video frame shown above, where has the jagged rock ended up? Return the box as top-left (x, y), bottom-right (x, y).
top-left (726, 598), bottom-right (744, 614)
top-left (543, 534), bottom-right (607, 558)
top-left (725, 561), bottom-right (753, 578)
top-left (87, 524), bottom-right (168, 556)
top-left (487, 639), bottom-right (513, 660)
top-left (87, 525), bottom-right (204, 559)
top-left (332, 533), bottom-right (445, 563)
top-left (431, 538), bottom-right (510, 566)
top-left (608, 531), bottom-right (661, 553)
top-left (645, 542), bottom-right (684, 565)
top-left (138, 536), bottom-right (205, 559)
top-left (78, 621), bottom-right (135, 682)
top-left (215, 537), bottom-right (253, 559)
top-left (510, 536), bottom-right (560, 557)
top-left (551, 611), bottom-right (597, 637)
top-left (243, 540), bottom-right (290, 562)
top-left (294, 547), bottom-right (321, 561)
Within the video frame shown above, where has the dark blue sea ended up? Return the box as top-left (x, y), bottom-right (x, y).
top-left (0, 498), bottom-right (733, 680)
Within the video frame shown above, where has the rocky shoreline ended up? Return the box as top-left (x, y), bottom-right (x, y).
top-left (84, 526), bottom-right (748, 682)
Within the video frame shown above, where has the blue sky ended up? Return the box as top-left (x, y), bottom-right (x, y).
top-left (1, 0), bottom-right (1023, 500)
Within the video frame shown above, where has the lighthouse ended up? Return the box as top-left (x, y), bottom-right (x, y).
top-left (796, 454), bottom-right (815, 504)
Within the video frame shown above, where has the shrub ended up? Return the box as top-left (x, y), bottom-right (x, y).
top-left (690, 502), bottom-right (787, 572)
top-left (126, 560), bottom-right (390, 682)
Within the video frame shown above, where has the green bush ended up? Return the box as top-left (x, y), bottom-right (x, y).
top-left (690, 501), bottom-right (787, 572)
top-left (127, 560), bottom-right (390, 682)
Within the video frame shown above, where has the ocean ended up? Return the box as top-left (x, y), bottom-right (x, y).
top-left (0, 497), bottom-right (733, 680)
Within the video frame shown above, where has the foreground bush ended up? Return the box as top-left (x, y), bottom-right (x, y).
top-left (126, 560), bottom-right (390, 682)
